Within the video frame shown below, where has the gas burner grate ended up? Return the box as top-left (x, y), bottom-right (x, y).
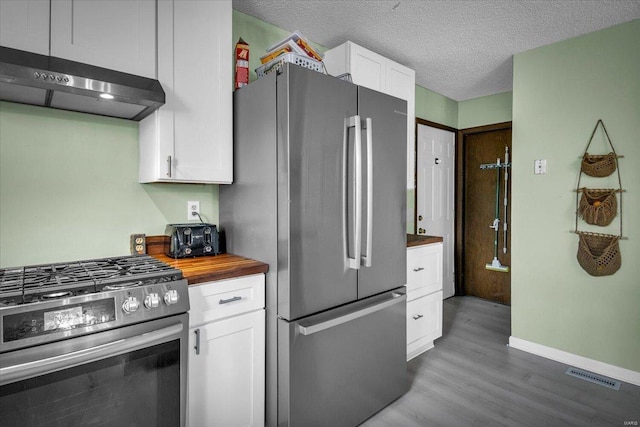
top-left (0, 268), bottom-right (24, 293)
top-left (0, 255), bottom-right (182, 305)
top-left (23, 263), bottom-right (93, 287)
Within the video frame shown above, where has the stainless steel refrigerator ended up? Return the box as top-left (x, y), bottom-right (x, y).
top-left (220, 64), bottom-right (408, 427)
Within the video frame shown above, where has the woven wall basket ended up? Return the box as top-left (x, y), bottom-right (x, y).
top-left (578, 189), bottom-right (617, 226)
top-left (581, 152), bottom-right (617, 177)
top-left (577, 233), bottom-right (621, 276)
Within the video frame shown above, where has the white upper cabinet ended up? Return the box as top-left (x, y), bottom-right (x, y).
top-left (50, 0), bottom-right (156, 78)
top-left (350, 44), bottom-right (386, 93)
top-left (1, 1), bottom-right (156, 78)
top-left (324, 41), bottom-right (416, 189)
top-left (0, 0), bottom-right (49, 55)
top-left (139, 0), bottom-right (233, 184)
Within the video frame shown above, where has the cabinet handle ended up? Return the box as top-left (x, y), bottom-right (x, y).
top-left (193, 328), bottom-right (200, 355)
top-left (413, 267), bottom-right (424, 272)
top-left (167, 155), bottom-right (172, 177)
top-left (219, 296), bottom-right (242, 305)
top-left (413, 314), bottom-right (424, 320)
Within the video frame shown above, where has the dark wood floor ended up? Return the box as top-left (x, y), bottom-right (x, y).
top-left (362, 296), bottom-right (640, 426)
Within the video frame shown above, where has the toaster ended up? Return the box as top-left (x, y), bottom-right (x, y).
top-left (165, 223), bottom-right (220, 258)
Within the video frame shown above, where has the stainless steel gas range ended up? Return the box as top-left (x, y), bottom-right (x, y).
top-left (0, 254), bottom-right (190, 427)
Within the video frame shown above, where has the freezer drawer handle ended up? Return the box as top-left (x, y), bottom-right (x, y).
top-left (297, 292), bottom-right (405, 336)
top-left (219, 296), bottom-right (242, 304)
top-left (412, 314), bottom-right (424, 320)
top-left (413, 267), bottom-right (424, 272)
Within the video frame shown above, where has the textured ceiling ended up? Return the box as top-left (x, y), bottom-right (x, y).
top-left (232, 0), bottom-right (640, 101)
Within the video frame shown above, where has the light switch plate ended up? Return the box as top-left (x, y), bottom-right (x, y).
top-left (534, 159), bottom-right (547, 174)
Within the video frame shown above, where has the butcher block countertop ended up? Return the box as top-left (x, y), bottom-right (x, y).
top-left (407, 234), bottom-right (443, 247)
top-left (146, 236), bottom-right (268, 285)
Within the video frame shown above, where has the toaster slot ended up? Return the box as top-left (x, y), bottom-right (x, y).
top-left (184, 228), bottom-right (192, 246)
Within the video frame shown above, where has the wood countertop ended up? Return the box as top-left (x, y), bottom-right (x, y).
top-left (407, 234), bottom-right (443, 247)
top-left (146, 236), bottom-right (268, 285)
top-left (151, 253), bottom-right (268, 285)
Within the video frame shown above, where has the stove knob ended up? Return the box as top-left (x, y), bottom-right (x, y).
top-left (144, 293), bottom-right (160, 309)
top-left (122, 296), bottom-right (140, 314)
top-left (164, 289), bottom-right (179, 305)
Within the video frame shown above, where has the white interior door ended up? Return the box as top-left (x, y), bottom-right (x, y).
top-left (417, 124), bottom-right (455, 299)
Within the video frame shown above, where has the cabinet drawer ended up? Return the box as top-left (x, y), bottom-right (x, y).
top-left (407, 290), bottom-right (443, 349)
top-left (189, 274), bottom-right (265, 326)
top-left (406, 243), bottom-right (442, 294)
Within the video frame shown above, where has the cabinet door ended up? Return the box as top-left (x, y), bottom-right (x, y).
top-left (50, 0), bottom-right (156, 78)
top-left (172, 0), bottom-right (232, 183)
top-left (406, 243), bottom-right (443, 298)
top-left (386, 61), bottom-right (416, 189)
top-left (0, 0), bottom-right (49, 55)
top-left (188, 309), bottom-right (265, 427)
top-left (407, 290), bottom-right (443, 360)
top-left (141, 0), bottom-right (232, 184)
top-left (349, 42), bottom-right (386, 93)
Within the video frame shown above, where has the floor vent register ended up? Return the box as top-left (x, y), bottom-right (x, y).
top-left (565, 367), bottom-right (621, 390)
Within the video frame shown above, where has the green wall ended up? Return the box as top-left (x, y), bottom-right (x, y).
top-left (458, 91), bottom-right (512, 129)
top-left (0, 102), bottom-right (218, 267)
top-left (415, 85), bottom-right (458, 128)
top-left (511, 20), bottom-right (639, 372)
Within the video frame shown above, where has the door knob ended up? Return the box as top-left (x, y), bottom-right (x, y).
top-left (418, 228), bottom-right (425, 234)
top-left (418, 215), bottom-right (423, 221)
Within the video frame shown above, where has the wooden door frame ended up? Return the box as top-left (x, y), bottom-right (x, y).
top-left (455, 121), bottom-right (512, 297)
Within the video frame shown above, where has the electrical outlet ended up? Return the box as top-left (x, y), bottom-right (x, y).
top-left (130, 234), bottom-right (146, 255)
top-left (187, 201), bottom-right (200, 221)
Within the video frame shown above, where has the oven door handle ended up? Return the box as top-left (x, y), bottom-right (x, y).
top-left (0, 323), bottom-right (183, 385)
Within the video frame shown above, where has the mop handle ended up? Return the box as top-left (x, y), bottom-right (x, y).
top-left (503, 147), bottom-right (509, 254)
top-left (493, 158), bottom-right (500, 258)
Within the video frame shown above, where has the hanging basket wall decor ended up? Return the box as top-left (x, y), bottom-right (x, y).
top-left (581, 152), bottom-right (617, 177)
top-left (578, 189), bottom-right (617, 226)
top-left (573, 119), bottom-right (625, 276)
top-left (577, 232), bottom-right (621, 276)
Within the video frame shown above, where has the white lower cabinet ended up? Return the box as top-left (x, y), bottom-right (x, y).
top-left (407, 290), bottom-right (443, 359)
top-left (187, 274), bottom-right (265, 427)
top-left (406, 242), bottom-right (443, 360)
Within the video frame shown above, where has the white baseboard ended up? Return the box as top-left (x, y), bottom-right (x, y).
top-left (509, 336), bottom-right (640, 387)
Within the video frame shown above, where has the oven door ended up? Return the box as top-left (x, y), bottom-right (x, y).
top-left (0, 313), bottom-right (188, 427)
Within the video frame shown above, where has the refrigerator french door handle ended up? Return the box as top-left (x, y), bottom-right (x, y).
top-left (297, 291), bottom-right (405, 336)
top-left (344, 115), bottom-right (362, 270)
top-left (362, 117), bottom-right (373, 268)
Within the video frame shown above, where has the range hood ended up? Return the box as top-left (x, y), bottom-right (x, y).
top-left (0, 46), bottom-right (164, 121)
